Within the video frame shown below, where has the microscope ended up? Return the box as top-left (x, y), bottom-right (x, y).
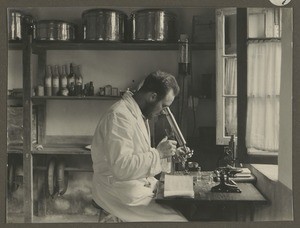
top-left (161, 107), bottom-right (194, 171)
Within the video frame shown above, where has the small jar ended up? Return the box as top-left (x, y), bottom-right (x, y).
top-left (112, 87), bottom-right (119, 96)
top-left (36, 85), bottom-right (44, 96)
top-left (99, 87), bottom-right (105, 96)
top-left (104, 85), bottom-right (112, 96)
top-left (187, 162), bottom-right (201, 182)
top-left (61, 87), bottom-right (69, 96)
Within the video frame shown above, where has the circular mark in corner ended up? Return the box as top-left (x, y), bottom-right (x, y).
top-left (269, 0), bottom-right (292, 6)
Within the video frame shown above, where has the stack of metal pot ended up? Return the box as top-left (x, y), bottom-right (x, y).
top-left (34, 20), bottom-right (76, 41)
top-left (81, 8), bottom-right (177, 42)
top-left (81, 8), bottom-right (128, 41)
top-left (130, 9), bottom-right (177, 42)
top-left (8, 10), bottom-right (35, 40)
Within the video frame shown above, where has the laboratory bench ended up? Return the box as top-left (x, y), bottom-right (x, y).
top-left (155, 171), bottom-right (267, 221)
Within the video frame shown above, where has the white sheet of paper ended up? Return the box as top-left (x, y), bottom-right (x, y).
top-left (164, 174), bottom-right (194, 198)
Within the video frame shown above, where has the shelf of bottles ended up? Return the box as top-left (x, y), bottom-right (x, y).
top-left (9, 40), bottom-right (215, 51)
top-left (31, 96), bottom-right (121, 100)
top-left (33, 62), bottom-right (123, 104)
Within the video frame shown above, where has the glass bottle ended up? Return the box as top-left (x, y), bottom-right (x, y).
top-left (52, 65), bottom-right (60, 96)
top-left (68, 82), bottom-right (75, 96)
top-left (44, 65), bottom-right (52, 96)
top-left (60, 65), bottom-right (68, 90)
top-left (89, 81), bottom-right (94, 96)
top-left (178, 34), bottom-right (191, 75)
top-left (75, 65), bottom-right (83, 96)
top-left (83, 83), bottom-right (89, 96)
top-left (67, 63), bottom-right (76, 90)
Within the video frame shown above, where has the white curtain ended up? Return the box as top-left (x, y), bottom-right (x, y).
top-left (246, 41), bottom-right (281, 153)
top-left (224, 57), bottom-right (237, 136)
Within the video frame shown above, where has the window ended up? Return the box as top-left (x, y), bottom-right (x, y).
top-left (216, 8), bottom-right (282, 161)
top-left (216, 8), bottom-right (237, 145)
top-left (246, 8), bottom-right (281, 156)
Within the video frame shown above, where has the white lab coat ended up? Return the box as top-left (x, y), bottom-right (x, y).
top-left (91, 92), bottom-right (187, 222)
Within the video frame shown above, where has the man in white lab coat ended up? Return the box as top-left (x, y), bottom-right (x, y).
top-left (91, 70), bottom-right (188, 222)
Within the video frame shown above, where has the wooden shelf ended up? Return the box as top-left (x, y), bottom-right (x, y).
top-left (8, 145), bottom-right (23, 154)
top-left (8, 40), bottom-right (23, 50)
top-left (9, 40), bottom-right (215, 51)
top-left (31, 95), bottom-right (121, 102)
top-left (31, 40), bottom-right (215, 51)
top-left (32, 144), bottom-right (91, 155)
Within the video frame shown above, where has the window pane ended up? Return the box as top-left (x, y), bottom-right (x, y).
top-left (224, 14), bottom-right (236, 55)
top-left (224, 97), bottom-right (237, 137)
top-left (224, 57), bottom-right (237, 96)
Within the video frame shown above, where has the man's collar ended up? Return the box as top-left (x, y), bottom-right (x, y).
top-left (122, 91), bottom-right (143, 119)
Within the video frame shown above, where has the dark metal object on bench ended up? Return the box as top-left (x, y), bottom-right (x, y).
top-left (211, 167), bottom-right (242, 193)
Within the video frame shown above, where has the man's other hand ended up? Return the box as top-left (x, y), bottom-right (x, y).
top-left (156, 136), bottom-right (177, 159)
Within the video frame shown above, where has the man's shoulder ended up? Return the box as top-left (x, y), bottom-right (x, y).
top-left (106, 100), bottom-right (131, 118)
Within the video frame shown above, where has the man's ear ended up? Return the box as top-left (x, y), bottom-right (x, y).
top-left (149, 92), bottom-right (158, 103)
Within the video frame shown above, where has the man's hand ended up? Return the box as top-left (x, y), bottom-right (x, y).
top-left (173, 147), bottom-right (187, 163)
top-left (156, 136), bottom-right (177, 159)
top-left (173, 146), bottom-right (193, 163)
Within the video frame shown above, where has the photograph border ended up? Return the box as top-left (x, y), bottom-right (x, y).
top-left (0, 0), bottom-right (299, 228)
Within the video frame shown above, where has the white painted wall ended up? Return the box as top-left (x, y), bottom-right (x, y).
top-left (45, 50), bottom-right (178, 135)
top-left (8, 51), bottom-right (23, 89)
top-left (278, 9), bottom-right (293, 190)
top-left (8, 49), bottom-right (215, 136)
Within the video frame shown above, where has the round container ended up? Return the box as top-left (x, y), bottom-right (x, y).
top-left (8, 10), bottom-right (34, 40)
top-left (82, 8), bottom-right (127, 41)
top-left (8, 10), bottom-right (24, 40)
top-left (131, 9), bottom-right (177, 42)
top-left (35, 20), bottom-right (76, 41)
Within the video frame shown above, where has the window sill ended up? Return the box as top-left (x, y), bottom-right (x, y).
top-left (247, 164), bottom-right (278, 182)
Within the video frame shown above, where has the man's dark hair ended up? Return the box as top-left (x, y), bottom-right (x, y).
top-left (138, 70), bottom-right (180, 101)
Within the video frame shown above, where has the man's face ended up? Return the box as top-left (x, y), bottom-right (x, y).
top-left (143, 90), bottom-right (175, 119)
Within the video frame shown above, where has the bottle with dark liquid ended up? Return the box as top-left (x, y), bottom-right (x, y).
top-left (52, 65), bottom-right (60, 96)
top-left (83, 83), bottom-right (89, 96)
top-left (60, 65), bottom-right (68, 90)
top-left (178, 34), bottom-right (191, 75)
top-left (75, 65), bottom-right (83, 96)
top-left (89, 81), bottom-right (94, 96)
top-left (67, 63), bottom-right (75, 92)
top-left (68, 82), bottom-right (75, 96)
top-left (44, 65), bottom-right (52, 96)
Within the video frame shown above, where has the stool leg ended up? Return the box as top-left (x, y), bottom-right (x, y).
top-left (98, 209), bottom-right (103, 223)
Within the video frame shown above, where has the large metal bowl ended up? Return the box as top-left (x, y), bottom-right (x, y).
top-left (34, 20), bottom-right (76, 41)
top-left (82, 8), bottom-right (127, 41)
top-left (130, 9), bottom-right (177, 42)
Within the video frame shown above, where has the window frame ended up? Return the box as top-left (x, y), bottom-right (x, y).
top-left (216, 8), bottom-right (237, 145)
top-left (217, 8), bottom-right (281, 164)
top-left (236, 8), bottom-right (279, 164)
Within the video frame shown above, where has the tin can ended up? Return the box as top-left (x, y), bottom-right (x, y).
top-left (99, 87), bottom-right (105, 96)
top-left (104, 85), bottom-right (112, 96)
top-left (36, 85), bottom-right (44, 96)
top-left (112, 87), bottom-right (119, 96)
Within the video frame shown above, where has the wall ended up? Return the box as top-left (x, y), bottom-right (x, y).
top-left (8, 50), bottom-right (215, 137)
top-left (278, 8), bottom-right (293, 190)
top-left (45, 50), bottom-right (177, 136)
top-left (249, 164), bottom-right (293, 221)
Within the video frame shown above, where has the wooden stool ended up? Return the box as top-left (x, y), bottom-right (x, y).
top-left (92, 200), bottom-right (123, 223)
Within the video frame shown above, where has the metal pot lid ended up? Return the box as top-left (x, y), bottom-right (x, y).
top-left (9, 10), bottom-right (25, 16)
top-left (36, 20), bottom-right (75, 27)
top-left (82, 8), bottom-right (127, 17)
top-left (131, 8), bottom-right (176, 17)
